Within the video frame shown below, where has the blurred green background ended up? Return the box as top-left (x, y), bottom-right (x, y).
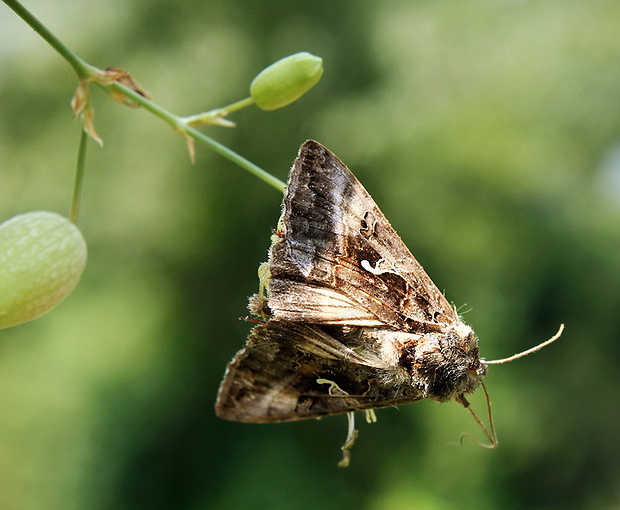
top-left (1, 0), bottom-right (620, 508)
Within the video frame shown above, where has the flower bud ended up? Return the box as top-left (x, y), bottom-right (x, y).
top-left (0, 211), bottom-right (87, 329)
top-left (250, 52), bottom-right (323, 111)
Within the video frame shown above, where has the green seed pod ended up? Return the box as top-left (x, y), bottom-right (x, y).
top-left (250, 52), bottom-right (323, 111)
top-left (0, 211), bottom-right (87, 329)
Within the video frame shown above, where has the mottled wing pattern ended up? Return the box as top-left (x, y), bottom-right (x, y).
top-left (268, 140), bottom-right (456, 333)
top-left (215, 321), bottom-right (424, 422)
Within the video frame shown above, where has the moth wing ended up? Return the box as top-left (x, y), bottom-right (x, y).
top-left (215, 321), bottom-right (424, 423)
top-left (268, 140), bottom-right (457, 333)
top-left (265, 281), bottom-right (385, 327)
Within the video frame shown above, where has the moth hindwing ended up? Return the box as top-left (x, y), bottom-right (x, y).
top-left (216, 140), bottom-right (486, 426)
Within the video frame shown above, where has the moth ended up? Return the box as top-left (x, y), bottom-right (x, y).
top-left (216, 140), bottom-right (562, 465)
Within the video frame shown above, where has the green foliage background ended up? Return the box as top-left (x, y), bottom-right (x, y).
top-left (1, 1), bottom-right (620, 508)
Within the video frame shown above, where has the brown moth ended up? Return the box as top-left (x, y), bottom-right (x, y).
top-left (215, 140), bottom-right (562, 463)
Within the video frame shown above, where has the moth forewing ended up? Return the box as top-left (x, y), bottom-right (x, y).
top-left (267, 140), bottom-right (459, 332)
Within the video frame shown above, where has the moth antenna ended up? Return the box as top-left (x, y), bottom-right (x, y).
top-left (485, 324), bottom-right (564, 365)
top-left (456, 382), bottom-right (497, 449)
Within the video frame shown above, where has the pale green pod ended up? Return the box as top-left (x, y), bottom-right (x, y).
top-left (0, 211), bottom-right (87, 329)
top-left (250, 52), bottom-right (323, 110)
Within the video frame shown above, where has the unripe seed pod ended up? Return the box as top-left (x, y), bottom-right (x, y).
top-left (250, 52), bottom-right (323, 111)
top-left (0, 211), bottom-right (87, 329)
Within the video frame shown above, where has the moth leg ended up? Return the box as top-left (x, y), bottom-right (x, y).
top-left (248, 262), bottom-right (271, 318)
top-left (338, 412), bottom-right (358, 468)
top-left (257, 262), bottom-right (270, 295)
top-left (316, 378), bottom-right (350, 397)
top-left (317, 379), bottom-right (360, 468)
top-left (364, 409), bottom-right (377, 424)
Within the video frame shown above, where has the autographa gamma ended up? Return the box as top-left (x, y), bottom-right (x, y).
top-left (216, 140), bottom-right (562, 465)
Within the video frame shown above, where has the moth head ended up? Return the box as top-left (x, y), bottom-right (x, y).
top-left (412, 321), bottom-right (486, 403)
top-left (454, 322), bottom-right (488, 376)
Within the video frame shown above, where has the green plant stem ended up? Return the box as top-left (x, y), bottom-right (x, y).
top-left (221, 96), bottom-right (255, 114)
top-left (2, 0), bottom-right (95, 78)
top-left (182, 97), bottom-right (255, 126)
top-left (107, 81), bottom-right (286, 192)
top-left (69, 129), bottom-right (88, 224)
